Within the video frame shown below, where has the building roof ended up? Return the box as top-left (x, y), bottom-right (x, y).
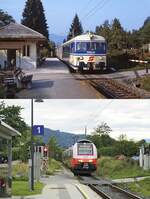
top-left (0, 120), bottom-right (21, 140)
top-left (0, 22), bottom-right (46, 41)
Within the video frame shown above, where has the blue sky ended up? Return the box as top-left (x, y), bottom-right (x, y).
top-left (0, 0), bottom-right (150, 36)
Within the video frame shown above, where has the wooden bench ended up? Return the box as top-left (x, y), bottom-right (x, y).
top-left (21, 74), bottom-right (33, 88)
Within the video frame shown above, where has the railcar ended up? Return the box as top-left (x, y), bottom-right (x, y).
top-left (57, 33), bottom-right (107, 72)
top-left (63, 139), bottom-right (97, 175)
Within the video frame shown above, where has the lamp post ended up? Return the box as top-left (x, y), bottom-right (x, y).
top-left (31, 98), bottom-right (34, 191)
top-left (30, 99), bottom-right (44, 191)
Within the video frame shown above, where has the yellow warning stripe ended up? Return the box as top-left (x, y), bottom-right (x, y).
top-left (75, 184), bottom-right (91, 199)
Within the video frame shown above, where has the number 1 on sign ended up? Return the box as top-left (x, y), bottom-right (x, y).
top-left (37, 127), bottom-right (41, 134)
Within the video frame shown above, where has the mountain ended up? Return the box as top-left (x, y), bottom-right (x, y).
top-left (145, 138), bottom-right (150, 143)
top-left (49, 34), bottom-right (66, 45)
top-left (43, 128), bottom-right (86, 148)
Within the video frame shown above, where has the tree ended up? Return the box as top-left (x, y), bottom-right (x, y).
top-left (115, 134), bottom-right (138, 156)
top-left (109, 18), bottom-right (126, 50)
top-left (139, 16), bottom-right (150, 44)
top-left (67, 14), bottom-right (83, 40)
top-left (93, 122), bottom-right (112, 136)
top-left (96, 20), bottom-right (111, 44)
top-left (21, 0), bottom-right (49, 39)
top-left (89, 123), bottom-right (114, 149)
top-left (0, 101), bottom-right (27, 134)
top-left (0, 9), bottom-right (15, 27)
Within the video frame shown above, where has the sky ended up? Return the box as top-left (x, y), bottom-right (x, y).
top-left (0, 0), bottom-right (150, 36)
top-left (1, 99), bottom-right (150, 141)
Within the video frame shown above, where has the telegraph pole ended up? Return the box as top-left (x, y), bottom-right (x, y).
top-left (31, 99), bottom-right (34, 191)
top-left (85, 126), bottom-right (87, 138)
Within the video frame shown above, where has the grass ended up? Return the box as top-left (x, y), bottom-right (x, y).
top-left (139, 75), bottom-right (150, 91)
top-left (12, 162), bottom-right (28, 181)
top-left (46, 158), bottom-right (62, 175)
top-left (119, 64), bottom-right (150, 72)
top-left (12, 181), bottom-right (44, 196)
top-left (120, 178), bottom-right (150, 197)
top-left (96, 157), bottom-right (150, 179)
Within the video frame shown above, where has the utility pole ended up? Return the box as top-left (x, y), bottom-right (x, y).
top-left (85, 126), bottom-right (87, 138)
top-left (31, 99), bottom-right (34, 191)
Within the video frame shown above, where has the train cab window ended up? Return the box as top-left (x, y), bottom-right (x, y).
top-left (71, 42), bottom-right (75, 53)
top-left (78, 143), bottom-right (93, 155)
top-left (76, 42), bottom-right (87, 53)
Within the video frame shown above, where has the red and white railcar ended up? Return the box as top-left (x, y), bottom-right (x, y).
top-left (63, 139), bottom-right (97, 175)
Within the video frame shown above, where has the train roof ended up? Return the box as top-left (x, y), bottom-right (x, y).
top-left (77, 139), bottom-right (92, 144)
top-left (62, 33), bottom-right (105, 46)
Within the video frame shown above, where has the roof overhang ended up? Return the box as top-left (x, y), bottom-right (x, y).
top-left (0, 120), bottom-right (21, 140)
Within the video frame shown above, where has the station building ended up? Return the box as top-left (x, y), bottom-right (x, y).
top-left (0, 22), bottom-right (46, 70)
top-left (0, 120), bottom-right (20, 197)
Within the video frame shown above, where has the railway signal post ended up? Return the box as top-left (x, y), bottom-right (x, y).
top-left (30, 99), bottom-right (44, 191)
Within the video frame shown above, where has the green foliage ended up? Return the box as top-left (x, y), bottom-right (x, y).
top-left (0, 101), bottom-right (27, 134)
top-left (89, 123), bottom-right (142, 157)
top-left (46, 158), bottom-right (62, 175)
top-left (48, 137), bottom-right (63, 161)
top-left (96, 157), bottom-right (150, 179)
top-left (12, 163), bottom-right (28, 181)
top-left (67, 14), bottom-right (83, 40)
top-left (0, 86), bottom-right (5, 98)
top-left (0, 9), bottom-right (15, 27)
top-left (12, 181), bottom-right (44, 196)
top-left (139, 76), bottom-right (150, 92)
top-left (21, 0), bottom-right (49, 39)
top-left (126, 178), bottom-right (150, 197)
top-left (0, 102), bottom-right (43, 162)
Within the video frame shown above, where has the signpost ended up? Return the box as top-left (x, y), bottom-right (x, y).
top-left (32, 125), bottom-right (44, 136)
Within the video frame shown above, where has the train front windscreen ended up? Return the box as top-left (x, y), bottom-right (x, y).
top-left (77, 143), bottom-right (93, 155)
top-left (75, 42), bottom-right (106, 54)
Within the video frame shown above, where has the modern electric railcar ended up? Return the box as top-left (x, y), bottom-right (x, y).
top-left (63, 139), bottom-right (97, 175)
top-left (57, 33), bottom-right (107, 72)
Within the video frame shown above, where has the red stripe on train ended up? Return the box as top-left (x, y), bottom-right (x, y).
top-left (71, 158), bottom-right (97, 167)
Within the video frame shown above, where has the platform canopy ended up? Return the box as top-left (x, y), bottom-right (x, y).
top-left (0, 120), bottom-right (20, 140)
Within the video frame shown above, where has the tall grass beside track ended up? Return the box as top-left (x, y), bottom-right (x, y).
top-left (96, 157), bottom-right (150, 179)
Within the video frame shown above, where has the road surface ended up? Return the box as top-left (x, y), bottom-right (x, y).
top-left (17, 58), bottom-right (104, 99)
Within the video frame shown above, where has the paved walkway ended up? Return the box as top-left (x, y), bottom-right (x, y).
top-left (17, 58), bottom-right (104, 99)
top-left (10, 168), bottom-right (102, 199)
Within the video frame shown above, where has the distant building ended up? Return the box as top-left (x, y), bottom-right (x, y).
top-left (142, 43), bottom-right (150, 53)
top-left (0, 23), bottom-right (46, 70)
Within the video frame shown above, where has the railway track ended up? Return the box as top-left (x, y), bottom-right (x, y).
top-left (89, 184), bottom-right (143, 199)
top-left (73, 73), bottom-right (141, 99)
top-left (79, 175), bottom-right (143, 199)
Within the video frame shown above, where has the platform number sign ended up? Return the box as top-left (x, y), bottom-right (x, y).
top-left (33, 125), bottom-right (44, 136)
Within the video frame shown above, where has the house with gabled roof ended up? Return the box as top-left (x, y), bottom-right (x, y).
top-left (0, 22), bottom-right (46, 70)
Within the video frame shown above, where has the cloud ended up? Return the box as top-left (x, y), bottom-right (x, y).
top-left (1, 99), bottom-right (150, 141)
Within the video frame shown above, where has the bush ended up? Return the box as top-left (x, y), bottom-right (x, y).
top-left (46, 159), bottom-right (62, 175)
top-left (107, 50), bottom-right (137, 70)
top-left (98, 146), bottom-right (117, 157)
top-left (96, 157), bottom-right (150, 179)
top-left (12, 163), bottom-right (28, 181)
top-left (0, 85), bottom-right (5, 98)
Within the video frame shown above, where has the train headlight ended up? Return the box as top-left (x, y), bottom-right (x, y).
top-left (88, 160), bottom-right (93, 162)
top-left (99, 57), bottom-right (103, 60)
top-left (80, 56), bottom-right (84, 60)
top-left (78, 160), bottom-right (83, 163)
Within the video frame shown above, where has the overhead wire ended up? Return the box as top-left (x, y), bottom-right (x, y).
top-left (85, 100), bottom-right (114, 131)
